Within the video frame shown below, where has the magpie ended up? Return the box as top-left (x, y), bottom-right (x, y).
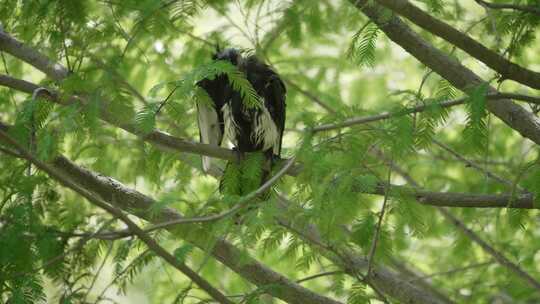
top-left (197, 48), bottom-right (286, 178)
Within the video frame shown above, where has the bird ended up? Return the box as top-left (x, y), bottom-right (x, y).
top-left (197, 47), bottom-right (286, 195)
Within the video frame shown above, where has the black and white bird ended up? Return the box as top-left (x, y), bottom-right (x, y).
top-left (197, 48), bottom-right (286, 180)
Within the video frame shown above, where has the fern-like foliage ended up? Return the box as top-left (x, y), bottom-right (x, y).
top-left (414, 79), bottom-right (456, 149)
top-left (134, 102), bottom-right (160, 134)
top-left (463, 83), bottom-right (489, 153)
top-left (347, 283), bottom-right (368, 304)
top-left (348, 22), bottom-right (380, 67)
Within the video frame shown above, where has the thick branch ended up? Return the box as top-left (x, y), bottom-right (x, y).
top-left (350, 0), bottom-right (540, 147)
top-left (0, 30), bottom-right (68, 80)
top-left (366, 183), bottom-right (536, 209)
top-left (374, 0), bottom-right (540, 89)
top-left (474, 0), bottom-right (540, 16)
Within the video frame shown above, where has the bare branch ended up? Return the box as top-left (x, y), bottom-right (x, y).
top-left (312, 91), bottom-right (540, 133)
top-left (374, 0), bottom-right (540, 90)
top-left (366, 183), bottom-right (536, 209)
top-left (296, 271), bottom-right (344, 284)
top-left (473, 0), bottom-right (540, 16)
top-left (0, 30), bottom-right (69, 80)
top-left (408, 260), bottom-right (494, 282)
top-left (366, 166), bottom-right (392, 278)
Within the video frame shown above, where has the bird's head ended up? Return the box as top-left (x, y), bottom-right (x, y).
top-left (212, 48), bottom-right (243, 66)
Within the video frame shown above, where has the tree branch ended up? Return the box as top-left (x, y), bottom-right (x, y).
top-left (365, 183), bottom-right (536, 209)
top-left (473, 0), bottom-right (540, 16)
top-left (366, 166), bottom-right (392, 278)
top-left (374, 0), bottom-right (540, 90)
top-left (349, 0), bottom-right (540, 147)
top-left (0, 73), bottom-right (237, 160)
top-left (312, 93), bottom-right (540, 133)
top-left (0, 30), bottom-right (69, 80)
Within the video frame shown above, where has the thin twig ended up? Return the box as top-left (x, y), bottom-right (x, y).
top-left (432, 139), bottom-right (522, 191)
top-left (93, 249), bottom-right (151, 304)
top-left (366, 163), bottom-right (392, 278)
top-left (408, 260), bottom-right (494, 282)
top-left (284, 79), bottom-right (337, 114)
top-left (473, 0), bottom-right (540, 16)
top-left (81, 242), bottom-right (114, 303)
top-left (312, 93), bottom-right (540, 133)
top-left (66, 156), bottom-right (296, 240)
top-left (296, 271), bottom-right (344, 284)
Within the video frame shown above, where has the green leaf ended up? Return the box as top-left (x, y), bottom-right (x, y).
top-left (173, 244), bottom-right (194, 263)
top-left (463, 83), bottom-right (489, 153)
top-left (134, 102), bottom-right (160, 134)
top-left (348, 22), bottom-right (380, 67)
top-left (347, 283), bottom-right (368, 304)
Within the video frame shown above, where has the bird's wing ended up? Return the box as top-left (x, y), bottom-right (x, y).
top-left (197, 101), bottom-right (223, 172)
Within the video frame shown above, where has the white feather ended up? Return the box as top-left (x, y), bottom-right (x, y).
top-left (223, 101), bottom-right (280, 153)
top-left (252, 102), bottom-right (279, 152)
top-left (197, 102), bottom-right (221, 173)
top-left (222, 103), bottom-right (239, 147)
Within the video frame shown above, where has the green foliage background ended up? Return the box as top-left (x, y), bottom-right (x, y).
top-left (0, 0), bottom-right (540, 303)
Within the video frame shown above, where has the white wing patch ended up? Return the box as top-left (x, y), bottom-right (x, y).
top-left (222, 103), bottom-right (239, 147)
top-left (197, 102), bottom-right (221, 173)
top-left (252, 102), bottom-right (279, 152)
